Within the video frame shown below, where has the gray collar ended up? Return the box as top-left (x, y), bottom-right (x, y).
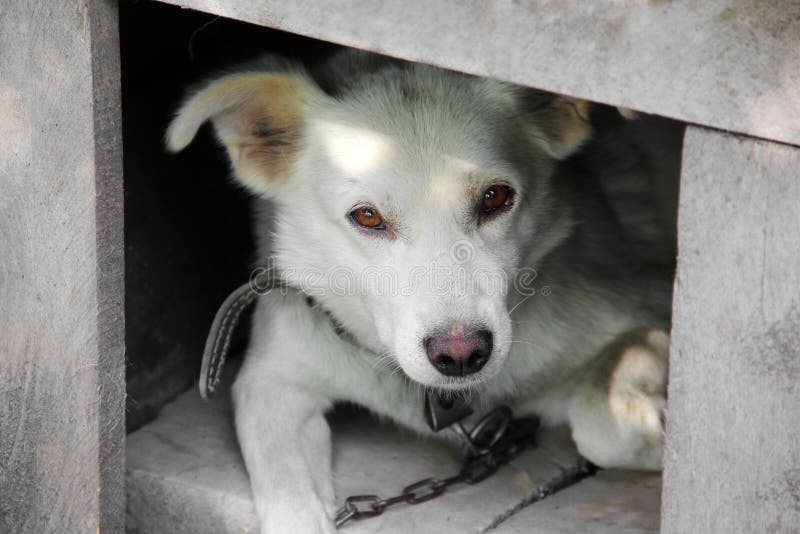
top-left (199, 272), bottom-right (359, 399)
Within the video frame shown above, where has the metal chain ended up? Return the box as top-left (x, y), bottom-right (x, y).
top-left (334, 408), bottom-right (540, 528)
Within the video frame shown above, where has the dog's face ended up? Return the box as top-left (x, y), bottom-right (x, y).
top-left (167, 56), bottom-right (590, 390)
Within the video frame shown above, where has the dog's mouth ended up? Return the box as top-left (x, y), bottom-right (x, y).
top-left (402, 370), bottom-right (491, 394)
top-left (433, 375), bottom-right (490, 391)
top-left (378, 362), bottom-right (484, 396)
top-left (380, 352), bottom-right (490, 392)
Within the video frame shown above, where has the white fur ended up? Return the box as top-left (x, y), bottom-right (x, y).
top-left (168, 52), bottom-right (672, 533)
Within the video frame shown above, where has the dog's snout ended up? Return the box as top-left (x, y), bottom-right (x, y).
top-left (424, 325), bottom-right (493, 376)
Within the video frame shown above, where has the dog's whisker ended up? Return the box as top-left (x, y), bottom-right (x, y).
top-left (508, 293), bottom-right (535, 317)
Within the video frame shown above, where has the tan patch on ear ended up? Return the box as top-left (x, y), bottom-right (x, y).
top-left (167, 72), bottom-right (318, 194)
top-left (616, 106), bottom-right (638, 120)
top-left (538, 96), bottom-right (592, 159)
top-left (520, 90), bottom-right (593, 159)
top-left (209, 75), bottom-right (311, 192)
top-left (217, 76), bottom-right (307, 189)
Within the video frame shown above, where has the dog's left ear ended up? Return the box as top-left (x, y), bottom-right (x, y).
top-left (518, 90), bottom-right (594, 160)
top-left (166, 70), bottom-right (324, 195)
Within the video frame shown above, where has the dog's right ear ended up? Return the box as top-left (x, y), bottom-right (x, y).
top-left (517, 90), bottom-right (593, 160)
top-left (166, 71), bottom-right (323, 195)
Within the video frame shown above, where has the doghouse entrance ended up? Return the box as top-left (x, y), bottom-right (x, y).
top-left (122, 2), bottom-right (678, 532)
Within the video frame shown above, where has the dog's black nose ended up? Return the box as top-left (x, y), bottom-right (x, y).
top-left (424, 325), bottom-right (492, 376)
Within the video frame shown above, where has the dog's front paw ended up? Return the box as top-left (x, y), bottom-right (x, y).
top-left (233, 371), bottom-right (337, 534)
top-left (257, 496), bottom-right (336, 534)
top-left (570, 328), bottom-right (669, 471)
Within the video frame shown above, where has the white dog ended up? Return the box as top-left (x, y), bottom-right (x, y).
top-left (167, 51), bottom-right (674, 533)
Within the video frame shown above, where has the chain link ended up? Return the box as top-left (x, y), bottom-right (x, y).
top-left (334, 408), bottom-right (540, 528)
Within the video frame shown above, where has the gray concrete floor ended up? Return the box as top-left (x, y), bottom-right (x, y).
top-left (126, 386), bottom-right (660, 533)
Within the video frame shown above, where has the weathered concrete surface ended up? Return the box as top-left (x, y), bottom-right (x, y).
top-left (127, 386), bottom-right (661, 533)
top-left (126, 387), bottom-right (579, 533)
top-left (663, 127), bottom-right (800, 533)
top-left (0, 1), bottom-right (124, 532)
top-left (157, 0), bottom-right (800, 147)
top-left (493, 471), bottom-right (661, 533)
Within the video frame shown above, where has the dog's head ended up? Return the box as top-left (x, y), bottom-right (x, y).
top-left (167, 54), bottom-right (593, 390)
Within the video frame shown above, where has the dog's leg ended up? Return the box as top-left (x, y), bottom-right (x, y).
top-left (567, 328), bottom-right (669, 470)
top-left (233, 360), bottom-right (335, 534)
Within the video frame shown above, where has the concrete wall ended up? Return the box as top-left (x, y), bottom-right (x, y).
top-left (663, 127), bottom-right (800, 533)
top-left (158, 0), bottom-right (800, 147)
top-left (0, 1), bottom-right (124, 531)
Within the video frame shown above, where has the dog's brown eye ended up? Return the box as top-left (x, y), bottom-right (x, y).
top-left (351, 206), bottom-right (384, 229)
top-left (481, 184), bottom-right (513, 213)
